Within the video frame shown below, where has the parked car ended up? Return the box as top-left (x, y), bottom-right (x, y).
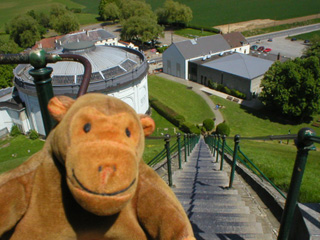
top-left (291, 37), bottom-right (297, 41)
top-left (267, 38), bottom-right (273, 42)
top-left (304, 39), bottom-right (310, 44)
top-left (257, 46), bottom-right (265, 51)
top-left (263, 48), bottom-right (272, 53)
top-left (250, 45), bottom-right (258, 50)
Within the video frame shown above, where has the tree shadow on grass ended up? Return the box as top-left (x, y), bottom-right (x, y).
top-left (239, 104), bottom-right (311, 126)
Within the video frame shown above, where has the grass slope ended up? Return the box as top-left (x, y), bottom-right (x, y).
top-left (148, 75), bottom-right (214, 124)
top-left (146, 0), bottom-right (320, 27)
top-left (210, 95), bottom-right (320, 203)
top-left (0, 135), bottom-right (45, 174)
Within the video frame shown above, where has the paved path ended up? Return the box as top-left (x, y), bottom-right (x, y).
top-left (173, 138), bottom-right (276, 239)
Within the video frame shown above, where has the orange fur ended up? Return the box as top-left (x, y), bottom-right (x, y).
top-left (0, 93), bottom-right (194, 239)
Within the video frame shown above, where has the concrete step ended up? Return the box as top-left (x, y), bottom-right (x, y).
top-left (190, 221), bottom-right (263, 234)
top-left (173, 187), bottom-right (238, 195)
top-left (174, 192), bottom-right (242, 201)
top-left (194, 232), bottom-right (274, 240)
top-left (187, 212), bottom-right (256, 223)
top-left (178, 198), bottom-right (246, 207)
top-left (183, 204), bottom-right (251, 214)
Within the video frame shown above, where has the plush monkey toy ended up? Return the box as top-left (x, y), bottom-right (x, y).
top-left (0, 93), bottom-right (195, 240)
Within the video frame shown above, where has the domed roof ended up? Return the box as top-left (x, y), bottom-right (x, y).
top-left (48, 42), bottom-right (140, 80)
top-left (15, 42), bottom-right (141, 85)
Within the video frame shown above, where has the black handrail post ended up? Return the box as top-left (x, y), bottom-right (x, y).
top-left (213, 134), bottom-right (217, 157)
top-left (277, 128), bottom-right (316, 240)
top-left (184, 134), bottom-right (188, 162)
top-left (187, 134), bottom-right (190, 156)
top-left (177, 133), bottom-right (182, 169)
top-left (220, 135), bottom-right (226, 171)
top-left (216, 134), bottom-right (221, 163)
top-left (165, 134), bottom-right (173, 187)
top-left (229, 134), bottom-right (240, 188)
top-left (28, 50), bottom-right (57, 135)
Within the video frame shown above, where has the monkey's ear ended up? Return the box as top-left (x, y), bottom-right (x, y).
top-left (139, 115), bottom-right (155, 137)
top-left (48, 96), bottom-right (75, 122)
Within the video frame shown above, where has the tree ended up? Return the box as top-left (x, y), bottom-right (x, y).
top-left (0, 39), bottom-right (21, 89)
top-left (100, 2), bottom-right (120, 22)
top-left (119, 0), bottom-right (155, 21)
top-left (50, 5), bottom-right (79, 34)
top-left (8, 15), bottom-right (41, 48)
top-left (259, 57), bottom-right (320, 122)
top-left (156, 0), bottom-right (193, 27)
top-left (121, 15), bottom-right (164, 43)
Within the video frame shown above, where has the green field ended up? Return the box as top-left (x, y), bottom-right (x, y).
top-left (146, 0), bottom-right (320, 27)
top-left (2, 0), bottom-right (320, 32)
top-left (0, 0), bottom-right (100, 31)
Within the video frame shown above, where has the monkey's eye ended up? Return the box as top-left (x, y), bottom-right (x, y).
top-left (125, 128), bottom-right (131, 137)
top-left (83, 123), bottom-right (91, 133)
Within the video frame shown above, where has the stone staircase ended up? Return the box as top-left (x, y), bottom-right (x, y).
top-left (172, 138), bottom-right (276, 240)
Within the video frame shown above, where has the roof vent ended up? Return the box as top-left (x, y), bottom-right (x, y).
top-left (190, 39), bottom-right (197, 45)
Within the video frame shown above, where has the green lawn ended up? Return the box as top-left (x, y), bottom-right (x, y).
top-left (210, 95), bottom-right (320, 203)
top-left (147, 0), bottom-right (320, 28)
top-left (148, 75), bottom-right (214, 124)
top-left (0, 135), bottom-right (45, 174)
top-left (290, 30), bottom-right (320, 41)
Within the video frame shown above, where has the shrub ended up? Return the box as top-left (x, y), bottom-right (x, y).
top-left (29, 130), bottom-right (39, 140)
top-left (216, 122), bottom-right (230, 136)
top-left (208, 80), bottom-right (217, 90)
top-left (10, 125), bottom-right (21, 137)
top-left (203, 118), bottom-right (214, 131)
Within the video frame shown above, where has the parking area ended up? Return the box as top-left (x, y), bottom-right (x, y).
top-left (250, 36), bottom-right (308, 59)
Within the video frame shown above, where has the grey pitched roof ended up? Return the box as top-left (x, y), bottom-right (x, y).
top-left (174, 35), bottom-right (231, 60)
top-left (202, 53), bottom-right (274, 80)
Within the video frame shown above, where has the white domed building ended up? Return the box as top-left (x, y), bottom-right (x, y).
top-left (13, 41), bottom-right (149, 136)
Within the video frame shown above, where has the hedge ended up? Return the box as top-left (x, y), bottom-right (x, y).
top-left (149, 96), bottom-right (185, 127)
top-left (149, 96), bottom-right (200, 134)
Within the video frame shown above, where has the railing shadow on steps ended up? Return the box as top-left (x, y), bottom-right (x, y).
top-left (204, 128), bottom-right (319, 240)
top-left (146, 133), bottom-right (200, 186)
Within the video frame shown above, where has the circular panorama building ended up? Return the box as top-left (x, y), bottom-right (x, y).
top-left (14, 41), bottom-right (149, 135)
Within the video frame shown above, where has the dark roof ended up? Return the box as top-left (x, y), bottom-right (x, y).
top-left (202, 53), bottom-right (274, 79)
top-left (222, 32), bottom-right (249, 48)
top-left (173, 34), bottom-right (231, 60)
